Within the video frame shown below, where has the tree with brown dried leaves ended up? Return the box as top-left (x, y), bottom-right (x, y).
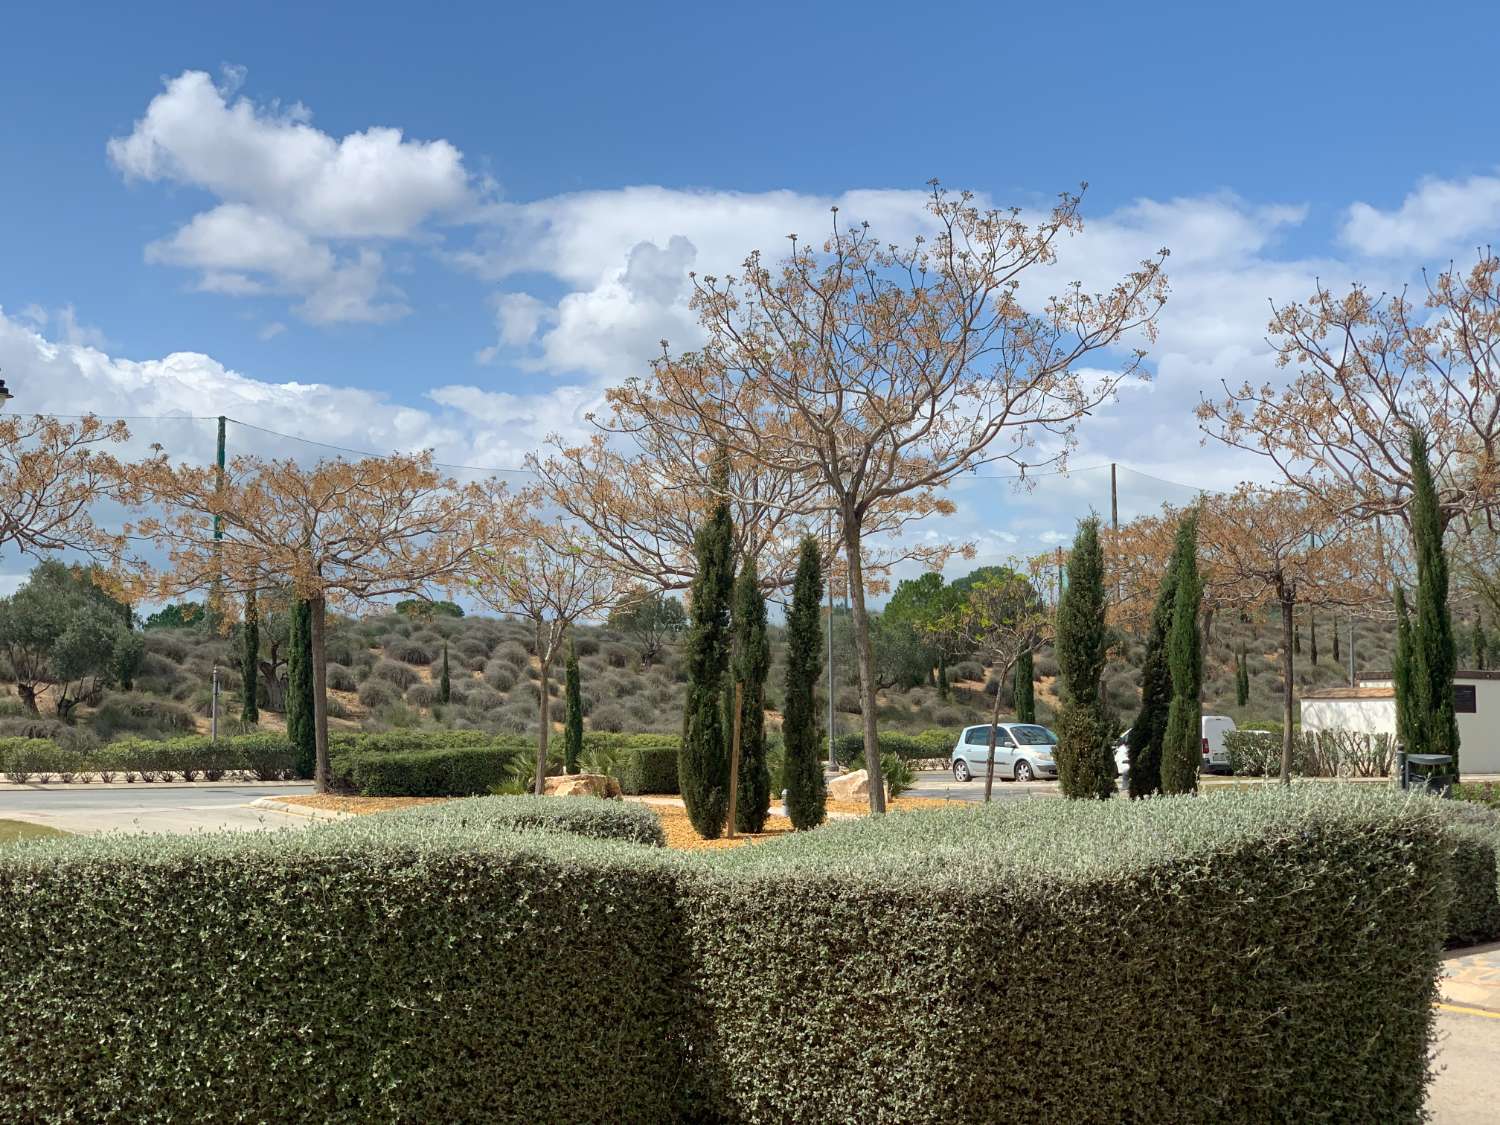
top-left (0, 414), bottom-right (131, 563)
top-left (1198, 254), bottom-right (1500, 528)
top-left (464, 499), bottom-right (623, 794)
top-left (129, 452), bottom-right (493, 791)
top-left (613, 182), bottom-right (1169, 813)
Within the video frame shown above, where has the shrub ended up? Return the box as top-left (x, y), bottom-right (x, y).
top-left (0, 788), bottom-right (1450, 1122)
top-left (347, 746), bottom-right (519, 797)
top-left (357, 679), bottom-right (400, 711)
top-left (325, 663), bottom-right (359, 692)
top-left (590, 703), bottom-right (628, 733)
top-left (604, 643), bottom-right (632, 669)
top-left (617, 745), bottom-right (680, 795)
top-left (831, 730), bottom-right (951, 767)
top-left (484, 661), bottom-right (518, 692)
top-left (387, 638), bottom-right (436, 666)
top-left (88, 695), bottom-right (196, 741)
top-left (949, 660), bottom-right (984, 682)
top-left (879, 752), bottom-right (915, 798)
top-left (1445, 813), bottom-right (1500, 946)
top-left (495, 642), bottom-right (530, 670)
top-left (405, 682), bottom-right (441, 709)
top-left (369, 659), bottom-right (419, 690)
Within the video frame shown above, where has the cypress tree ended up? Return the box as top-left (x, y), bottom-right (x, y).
top-left (286, 598), bottom-right (316, 780)
top-left (1393, 586), bottom-right (1419, 753)
top-left (439, 642), bottom-right (452, 705)
top-left (1013, 648), bottom-right (1035, 723)
top-left (1126, 544), bottom-right (1177, 799)
top-left (679, 471), bottom-right (735, 839)
top-left (1160, 511), bottom-right (1203, 795)
top-left (1235, 646), bottom-right (1250, 708)
top-left (1476, 613), bottom-right (1489, 671)
top-left (731, 559), bottom-right (771, 833)
top-left (240, 588), bottom-right (259, 725)
top-left (1333, 617), bottom-right (1341, 664)
top-left (1309, 613), bottom-right (1319, 665)
top-left (1404, 429), bottom-right (1460, 769)
top-left (564, 636), bottom-right (583, 775)
top-left (783, 536), bottom-right (827, 830)
top-left (1054, 517), bottom-right (1114, 800)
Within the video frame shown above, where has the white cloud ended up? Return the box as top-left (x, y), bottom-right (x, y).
top-left (0, 306), bottom-right (593, 474)
top-left (1342, 172), bottom-right (1500, 258)
top-left (109, 69), bottom-right (477, 323)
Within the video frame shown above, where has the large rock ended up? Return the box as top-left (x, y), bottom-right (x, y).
top-left (828, 769), bottom-right (870, 802)
top-left (543, 773), bottom-right (623, 800)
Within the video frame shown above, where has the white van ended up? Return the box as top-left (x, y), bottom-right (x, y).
top-left (1115, 714), bottom-right (1238, 778)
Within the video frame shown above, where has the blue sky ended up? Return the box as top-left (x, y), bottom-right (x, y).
top-left (3, 0), bottom-right (1500, 587)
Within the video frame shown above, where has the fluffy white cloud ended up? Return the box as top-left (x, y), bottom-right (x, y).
top-left (110, 69), bottom-right (476, 323)
top-left (0, 306), bottom-right (592, 474)
top-left (1342, 172), bottom-right (1500, 258)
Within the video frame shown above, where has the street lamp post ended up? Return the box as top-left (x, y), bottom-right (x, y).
top-left (0, 376), bottom-right (12, 410)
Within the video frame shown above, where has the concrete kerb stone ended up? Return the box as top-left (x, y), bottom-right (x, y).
top-left (248, 797), bottom-right (352, 821)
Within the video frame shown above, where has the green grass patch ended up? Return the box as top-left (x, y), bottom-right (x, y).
top-left (0, 819), bottom-right (67, 844)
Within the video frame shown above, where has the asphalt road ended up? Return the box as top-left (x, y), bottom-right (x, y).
top-left (0, 783), bottom-right (314, 835)
top-left (907, 772), bottom-right (1067, 802)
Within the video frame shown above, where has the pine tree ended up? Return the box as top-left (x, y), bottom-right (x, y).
top-left (564, 636), bottom-right (583, 774)
top-left (1013, 648), bottom-right (1035, 723)
top-left (439, 642), bottom-right (452, 705)
top-left (731, 559), bottom-right (771, 833)
top-left (1404, 429), bottom-right (1460, 769)
top-left (783, 536), bottom-right (827, 830)
top-left (679, 470), bottom-right (735, 838)
top-left (1054, 517), bottom-right (1114, 800)
top-left (240, 588), bottom-right (259, 725)
top-left (1160, 511), bottom-right (1203, 795)
top-left (286, 598), bottom-right (316, 780)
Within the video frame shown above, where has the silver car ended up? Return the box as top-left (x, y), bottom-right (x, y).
top-left (950, 723), bottom-right (1059, 783)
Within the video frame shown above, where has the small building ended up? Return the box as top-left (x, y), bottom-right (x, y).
top-left (1299, 671), bottom-right (1500, 775)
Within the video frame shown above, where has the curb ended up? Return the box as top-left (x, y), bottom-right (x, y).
top-left (0, 780), bottom-right (315, 793)
top-left (249, 797), bottom-right (351, 821)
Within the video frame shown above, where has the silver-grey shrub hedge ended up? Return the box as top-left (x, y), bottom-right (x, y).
top-left (0, 787), bottom-right (1451, 1122)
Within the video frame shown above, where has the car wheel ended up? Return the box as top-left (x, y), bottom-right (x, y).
top-left (952, 758), bottom-right (972, 783)
top-left (1014, 759), bottom-right (1035, 783)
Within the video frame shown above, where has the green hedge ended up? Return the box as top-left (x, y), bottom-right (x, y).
top-left (347, 746), bottom-right (518, 797)
top-left (832, 728), bottom-right (957, 766)
top-left (1443, 805), bottom-right (1500, 945)
top-left (0, 787), bottom-right (1451, 1122)
top-left (383, 794), bottom-right (666, 847)
top-left (1, 733), bottom-right (295, 783)
top-left (617, 745), bottom-right (680, 795)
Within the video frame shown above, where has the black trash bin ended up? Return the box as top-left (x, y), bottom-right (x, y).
top-left (1397, 752), bottom-right (1456, 796)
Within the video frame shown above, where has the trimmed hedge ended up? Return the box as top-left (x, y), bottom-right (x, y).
top-left (832, 728), bottom-right (957, 766)
top-left (0, 787), bottom-right (1452, 1122)
top-left (1, 733), bottom-right (295, 783)
top-left (617, 745), bottom-right (680, 795)
top-left (1442, 805), bottom-right (1500, 945)
top-left (347, 746), bottom-right (518, 798)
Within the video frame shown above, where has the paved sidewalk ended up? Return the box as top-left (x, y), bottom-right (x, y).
top-left (1441, 942), bottom-right (1500, 1013)
top-left (0, 783), bottom-right (314, 835)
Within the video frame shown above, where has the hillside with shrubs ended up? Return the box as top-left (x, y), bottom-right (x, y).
top-left (0, 560), bottom-right (1403, 756)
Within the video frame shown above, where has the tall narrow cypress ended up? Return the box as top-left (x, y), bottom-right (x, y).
top-left (1234, 646), bottom-right (1250, 708)
top-left (1160, 511), bottom-right (1203, 795)
top-left (1476, 613), bottom-right (1489, 671)
top-left (679, 469), bottom-right (735, 838)
top-left (439, 642), bottom-right (452, 705)
top-left (1013, 648), bottom-right (1035, 723)
top-left (1393, 586), bottom-right (1419, 753)
top-left (564, 636), bottom-right (583, 774)
top-left (731, 559), bottom-right (771, 833)
top-left (1333, 617), bottom-right (1341, 665)
top-left (1404, 429), bottom-right (1460, 769)
top-left (1126, 549), bottom-right (1178, 798)
top-left (1309, 614), bottom-right (1319, 665)
top-left (240, 588), bottom-right (259, 725)
top-left (783, 536), bottom-right (827, 830)
top-left (1054, 517), bottom-right (1114, 800)
top-left (286, 598), bottom-right (316, 780)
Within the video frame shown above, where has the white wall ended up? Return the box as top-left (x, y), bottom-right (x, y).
top-left (1300, 698), bottom-right (1396, 737)
top-left (1304, 678), bottom-right (1500, 775)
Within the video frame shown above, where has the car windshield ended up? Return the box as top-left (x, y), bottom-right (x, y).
top-left (1009, 725), bottom-right (1056, 746)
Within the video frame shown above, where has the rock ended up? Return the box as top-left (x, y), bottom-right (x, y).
top-left (542, 773), bottom-right (623, 800)
top-left (828, 769), bottom-right (870, 801)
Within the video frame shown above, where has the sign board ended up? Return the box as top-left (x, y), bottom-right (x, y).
top-left (1455, 684), bottom-right (1477, 714)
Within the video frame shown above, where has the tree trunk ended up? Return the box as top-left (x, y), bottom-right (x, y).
top-left (258, 659), bottom-right (286, 712)
top-left (309, 595), bottom-right (331, 793)
top-left (840, 510), bottom-right (886, 815)
top-left (534, 626), bottom-right (550, 796)
top-left (17, 682), bottom-right (38, 715)
top-left (1279, 593), bottom-right (1295, 785)
top-left (984, 666), bottom-right (1007, 803)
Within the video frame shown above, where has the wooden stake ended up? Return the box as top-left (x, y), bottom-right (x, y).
top-left (727, 680), bottom-right (744, 838)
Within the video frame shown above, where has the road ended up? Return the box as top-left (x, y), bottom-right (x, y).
top-left (0, 782), bottom-right (315, 835)
top-left (907, 772), bottom-right (1066, 802)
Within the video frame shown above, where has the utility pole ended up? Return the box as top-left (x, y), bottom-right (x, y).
top-left (1110, 463), bottom-right (1120, 605)
top-left (1348, 613), bottom-right (1356, 687)
top-left (210, 416), bottom-right (227, 625)
top-left (211, 664), bottom-right (220, 741)
top-left (826, 507), bottom-right (836, 770)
